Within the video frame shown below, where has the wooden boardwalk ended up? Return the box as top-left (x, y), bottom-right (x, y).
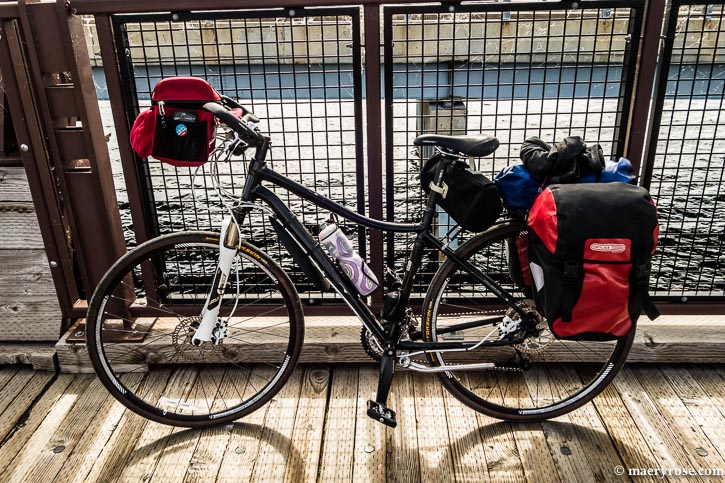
top-left (0, 364), bottom-right (722, 482)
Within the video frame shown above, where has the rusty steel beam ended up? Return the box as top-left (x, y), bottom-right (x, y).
top-left (94, 14), bottom-right (163, 309)
top-left (17, 0), bottom-right (89, 295)
top-left (624, 0), bottom-right (667, 181)
top-left (655, 303), bottom-right (725, 315)
top-left (94, 15), bottom-right (150, 246)
top-left (54, 1), bottom-right (128, 296)
top-left (0, 2), bottom-right (18, 18)
top-left (0, 156), bottom-right (23, 167)
top-left (69, 0), bottom-right (412, 14)
top-left (15, 0), bottom-right (127, 303)
top-left (363, 4), bottom-right (384, 306)
top-left (0, 19), bottom-right (79, 316)
top-left (69, 299), bottom-right (360, 318)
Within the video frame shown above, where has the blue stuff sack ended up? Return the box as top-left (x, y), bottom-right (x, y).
top-left (494, 157), bottom-right (635, 211)
top-left (493, 163), bottom-right (544, 210)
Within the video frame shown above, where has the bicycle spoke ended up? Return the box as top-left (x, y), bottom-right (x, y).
top-left (87, 234), bottom-right (300, 425)
top-left (425, 222), bottom-right (631, 419)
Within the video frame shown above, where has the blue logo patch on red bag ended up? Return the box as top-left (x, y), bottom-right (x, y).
top-left (176, 124), bottom-right (188, 137)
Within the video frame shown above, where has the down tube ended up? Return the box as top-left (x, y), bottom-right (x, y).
top-left (251, 186), bottom-right (389, 342)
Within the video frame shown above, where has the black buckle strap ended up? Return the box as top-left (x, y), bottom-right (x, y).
top-left (564, 262), bottom-right (578, 281)
top-left (636, 262), bottom-right (660, 320)
top-left (561, 261), bottom-right (579, 322)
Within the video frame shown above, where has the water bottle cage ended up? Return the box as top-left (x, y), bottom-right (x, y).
top-left (383, 267), bottom-right (403, 292)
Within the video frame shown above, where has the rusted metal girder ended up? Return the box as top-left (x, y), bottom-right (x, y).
top-left (0, 3), bottom-right (18, 19)
top-left (0, 18), bottom-right (78, 317)
top-left (624, 0), bottom-right (668, 183)
top-left (69, 0), bottom-right (413, 14)
top-left (94, 15), bottom-right (152, 249)
top-left (363, 4), bottom-right (384, 306)
top-left (14, 0), bottom-right (127, 307)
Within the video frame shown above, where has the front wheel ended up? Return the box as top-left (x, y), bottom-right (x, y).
top-left (86, 231), bottom-right (304, 427)
top-left (422, 220), bottom-right (634, 422)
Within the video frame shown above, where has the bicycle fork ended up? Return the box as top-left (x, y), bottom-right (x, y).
top-left (191, 216), bottom-right (239, 345)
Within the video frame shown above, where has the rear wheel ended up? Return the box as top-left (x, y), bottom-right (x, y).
top-left (86, 231), bottom-right (304, 427)
top-left (422, 220), bottom-right (634, 421)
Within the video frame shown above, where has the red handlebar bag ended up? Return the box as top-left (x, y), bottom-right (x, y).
top-left (130, 77), bottom-right (221, 167)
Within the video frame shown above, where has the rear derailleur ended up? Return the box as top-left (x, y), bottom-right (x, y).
top-left (495, 300), bottom-right (551, 372)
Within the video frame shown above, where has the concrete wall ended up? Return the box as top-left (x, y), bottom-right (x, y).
top-left (83, 8), bottom-right (725, 67)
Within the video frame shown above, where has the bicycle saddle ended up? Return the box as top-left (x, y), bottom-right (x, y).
top-left (413, 134), bottom-right (499, 157)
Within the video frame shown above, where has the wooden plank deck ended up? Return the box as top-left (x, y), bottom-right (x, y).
top-left (0, 364), bottom-right (723, 482)
top-left (0, 167), bottom-right (62, 341)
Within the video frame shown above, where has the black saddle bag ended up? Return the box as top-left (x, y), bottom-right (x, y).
top-left (421, 155), bottom-right (502, 233)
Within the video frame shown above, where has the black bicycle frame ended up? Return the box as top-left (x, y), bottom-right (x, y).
top-left (238, 139), bottom-right (528, 349)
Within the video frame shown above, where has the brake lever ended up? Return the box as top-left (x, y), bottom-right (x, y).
top-left (243, 112), bottom-right (260, 124)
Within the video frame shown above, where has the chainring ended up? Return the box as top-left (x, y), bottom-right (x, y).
top-left (360, 327), bottom-right (385, 362)
top-left (360, 309), bottom-right (420, 362)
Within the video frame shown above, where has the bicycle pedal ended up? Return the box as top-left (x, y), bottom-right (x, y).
top-left (366, 400), bottom-right (397, 428)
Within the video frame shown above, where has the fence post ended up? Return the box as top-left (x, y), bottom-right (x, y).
top-left (15, 0), bottom-right (127, 304)
top-left (364, 4), bottom-right (385, 306)
top-left (94, 15), bottom-right (153, 248)
top-left (624, 0), bottom-right (668, 185)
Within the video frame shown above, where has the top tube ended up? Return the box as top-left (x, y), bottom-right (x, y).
top-left (256, 166), bottom-right (425, 234)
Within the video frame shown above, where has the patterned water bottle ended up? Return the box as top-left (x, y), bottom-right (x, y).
top-left (319, 223), bottom-right (379, 296)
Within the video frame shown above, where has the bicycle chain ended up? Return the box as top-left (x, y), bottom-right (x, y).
top-left (435, 307), bottom-right (507, 318)
top-left (432, 304), bottom-right (539, 371)
top-left (486, 365), bottom-right (525, 373)
top-left (360, 306), bottom-right (536, 372)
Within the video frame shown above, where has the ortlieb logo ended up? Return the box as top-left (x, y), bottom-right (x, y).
top-left (589, 242), bottom-right (627, 253)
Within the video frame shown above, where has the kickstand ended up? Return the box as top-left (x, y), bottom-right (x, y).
top-left (366, 348), bottom-right (398, 428)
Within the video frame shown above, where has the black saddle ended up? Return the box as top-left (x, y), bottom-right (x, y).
top-left (413, 134), bottom-right (499, 158)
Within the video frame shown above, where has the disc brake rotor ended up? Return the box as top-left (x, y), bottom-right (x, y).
top-left (171, 316), bottom-right (223, 361)
top-left (507, 300), bottom-right (554, 354)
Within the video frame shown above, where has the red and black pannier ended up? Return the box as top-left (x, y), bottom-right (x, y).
top-left (130, 77), bottom-right (222, 167)
top-left (527, 182), bottom-right (659, 340)
top-left (507, 232), bottom-right (533, 296)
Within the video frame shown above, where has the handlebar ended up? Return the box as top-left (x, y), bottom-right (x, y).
top-left (220, 95), bottom-right (259, 123)
top-left (203, 101), bottom-right (263, 146)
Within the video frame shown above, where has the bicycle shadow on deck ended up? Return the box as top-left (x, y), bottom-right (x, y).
top-left (121, 419), bottom-right (646, 481)
top-left (122, 421), bottom-right (302, 478)
top-left (404, 420), bottom-right (644, 481)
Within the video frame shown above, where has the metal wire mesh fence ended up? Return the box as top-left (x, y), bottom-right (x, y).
top-left (646, 1), bottom-right (725, 298)
top-left (112, 8), bottom-right (363, 296)
top-left (102, 0), bottom-right (723, 303)
top-left (382, 3), bottom-right (643, 294)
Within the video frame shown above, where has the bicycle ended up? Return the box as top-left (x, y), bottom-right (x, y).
top-left (87, 96), bottom-right (635, 428)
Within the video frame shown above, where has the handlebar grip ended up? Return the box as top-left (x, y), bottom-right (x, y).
top-left (220, 95), bottom-right (259, 123)
top-left (203, 102), bottom-right (261, 144)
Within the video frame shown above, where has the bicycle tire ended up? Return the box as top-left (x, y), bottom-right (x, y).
top-left (87, 231), bottom-right (304, 427)
top-left (422, 220), bottom-right (635, 422)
